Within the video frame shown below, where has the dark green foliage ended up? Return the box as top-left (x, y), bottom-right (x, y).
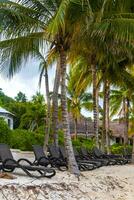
top-left (57, 130), bottom-right (95, 150)
top-left (58, 130), bottom-right (64, 145)
top-left (9, 129), bottom-right (44, 151)
top-left (8, 102), bottom-right (27, 128)
top-left (14, 91), bottom-right (27, 102)
top-left (19, 102), bottom-right (45, 131)
top-left (72, 137), bottom-right (95, 150)
top-left (35, 125), bottom-right (45, 135)
top-left (0, 88), bottom-right (14, 108)
top-left (48, 130), bottom-right (64, 145)
top-left (0, 90), bottom-right (46, 130)
top-left (0, 117), bottom-right (11, 143)
top-left (7, 94), bottom-right (46, 130)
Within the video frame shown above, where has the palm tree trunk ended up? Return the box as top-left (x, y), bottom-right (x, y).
top-left (124, 98), bottom-right (129, 145)
top-left (123, 98), bottom-right (129, 146)
top-left (91, 64), bottom-right (99, 147)
top-left (52, 59), bottom-right (61, 146)
top-left (60, 48), bottom-right (80, 177)
top-left (131, 136), bottom-right (134, 164)
top-left (43, 67), bottom-right (51, 153)
top-left (74, 118), bottom-right (77, 140)
top-left (103, 79), bottom-right (110, 153)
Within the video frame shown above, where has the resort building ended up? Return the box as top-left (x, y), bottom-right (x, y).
top-left (64, 114), bottom-right (131, 145)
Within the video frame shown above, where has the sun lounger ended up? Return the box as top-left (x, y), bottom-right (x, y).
top-left (48, 144), bottom-right (68, 171)
top-left (73, 147), bottom-right (102, 168)
top-left (93, 147), bottom-right (128, 165)
top-left (0, 144), bottom-right (56, 178)
top-left (59, 146), bottom-right (96, 171)
top-left (80, 147), bottom-right (109, 166)
top-left (32, 145), bottom-right (51, 166)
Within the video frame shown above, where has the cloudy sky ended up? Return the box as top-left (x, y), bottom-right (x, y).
top-left (0, 58), bottom-right (56, 100)
top-left (0, 57), bottom-right (91, 117)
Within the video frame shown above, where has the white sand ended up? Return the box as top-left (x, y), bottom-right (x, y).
top-left (0, 150), bottom-right (133, 200)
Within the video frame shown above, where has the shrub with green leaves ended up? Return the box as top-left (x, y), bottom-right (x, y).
top-left (58, 130), bottom-right (64, 145)
top-left (110, 143), bottom-right (132, 155)
top-left (0, 117), bottom-right (11, 144)
top-left (9, 129), bottom-right (44, 151)
top-left (72, 137), bottom-right (95, 150)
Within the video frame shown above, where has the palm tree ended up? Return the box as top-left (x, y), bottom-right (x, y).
top-left (40, 55), bottom-right (61, 147)
top-left (0, 0), bottom-right (80, 176)
top-left (67, 70), bottom-right (93, 139)
top-left (68, 0), bottom-right (134, 150)
top-left (38, 54), bottom-right (51, 153)
top-left (110, 82), bottom-right (134, 146)
top-left (1, 0), bottom-right (134, 175)
top-left (52, 59), bottom-right (61, 146)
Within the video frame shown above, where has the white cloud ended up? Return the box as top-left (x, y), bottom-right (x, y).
top-left (0, 58), bottom-right (56, 100)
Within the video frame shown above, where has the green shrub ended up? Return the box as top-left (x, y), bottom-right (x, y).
top-left (58, 130), bottom-right (64, 145)
top-left (0, 118), bottom-right (11, 144)
top-left (110, 143), bottom-right (132, 155)
top-left (9, 129), bottom-right (44, 151)
top-left (80, 138), bottom-right (95, 150)
top-left (49, 130), bottom-right (95, 150)
top-left (72, 137), bottom-right (95, 150)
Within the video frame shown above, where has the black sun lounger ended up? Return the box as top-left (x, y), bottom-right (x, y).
top-left (32, 145), bottom-right (51, 167)
top-left (93, 147), bottom-right (128, 165)
top-left (0, 144), bottom-right (56, 178)
top-left (73, 147), bottom-right (102, 168)
top-left (48, 145), bottom-right (68, 171)
top-left (59, 146), bottom-right (96, 171)
top-left (80, 147), bottom-right (109, 166)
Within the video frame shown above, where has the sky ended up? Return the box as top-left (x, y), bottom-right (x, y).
top-left (0, 57), bottom-right (91, 117)
top-left (0, 58), bottom-right (56, 100)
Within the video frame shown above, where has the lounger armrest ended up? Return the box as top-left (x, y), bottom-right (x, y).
top-left (17, 158), bottom-right (33, 165)
top-left (49, 157), bottom-right (62, 162)
top-left (38, 156), bottom-right (49, 162)
top-left (49, 157), bottom-right (66, 165)
top-left (3, 158), bottom-right (18, 166)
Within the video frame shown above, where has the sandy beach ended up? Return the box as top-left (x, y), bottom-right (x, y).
top-left (0, 150), bottom-right (133, 200)
top-left (0, 164), bottom-right (134, 200)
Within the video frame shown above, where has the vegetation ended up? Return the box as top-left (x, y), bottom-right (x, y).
top-left (0, 118), bottom-right (11, 144)
top-left (9, 129), bottom-right (44, 151)
top-left (0, 0), bottom-right (134, 175)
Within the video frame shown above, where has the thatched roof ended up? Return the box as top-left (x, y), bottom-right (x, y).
top-left (59, 113), bottom-right (126, 138)
top-left (109, 122), bottom-right (125, 138)
top-left (69, 116), bottom-right (125, 138)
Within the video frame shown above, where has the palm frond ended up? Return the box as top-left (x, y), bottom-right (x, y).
top-left (0, 32), bottom-right (47, 77)
top-left (48, 0), bottom-right (70, 35)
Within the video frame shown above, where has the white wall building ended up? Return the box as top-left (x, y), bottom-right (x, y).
top-left (0, 107), bottom-right (14, 129)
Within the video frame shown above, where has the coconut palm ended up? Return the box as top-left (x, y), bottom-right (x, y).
top-left (67, 0), bottom-right (134, 149)
top-left (51, 59), bottom-right (61, 146)
top-left (1, 0), bottom-right (134, 175)
top-left (110, 81), bottom-right (134, 146)
top-left (38, 53), bottom-right (51, 153)
top-left (67, 69), bottom-right (93, 139)
top-left (100, 58), bottom-right (134, 151)
top-left (0, 0), bottom-right (80, 175)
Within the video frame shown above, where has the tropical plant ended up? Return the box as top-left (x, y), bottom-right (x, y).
top-left (67, 0), bottom-right (134, 150)
top-left (67, 69), bottom-right (93, 138)
top-left (0, 0), bottom-right (80, 175)
top-left (51, 59), bottom-right (61, 146)
top-left (38, 52), bottom-right (52, 152)
top-left (15, 91), bottom-right (27, 102)
top-left (110, 83), bottom-right (134, 146)
top-left (0, 117), bottom-right (11, 144)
